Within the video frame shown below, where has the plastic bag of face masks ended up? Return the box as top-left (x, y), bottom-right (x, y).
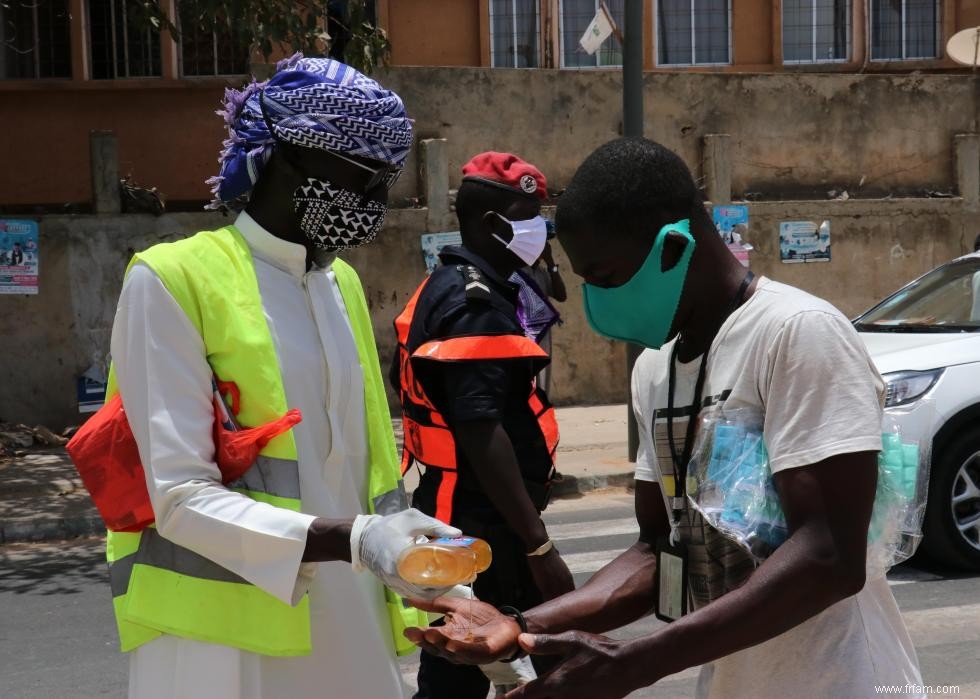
top-left (686, 404), bottom-right (933, 576)
top-left (869, 401), bottom-right (934, 573)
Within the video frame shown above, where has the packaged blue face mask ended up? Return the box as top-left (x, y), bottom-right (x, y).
top-left (686, 405), bottom-right (932, 576)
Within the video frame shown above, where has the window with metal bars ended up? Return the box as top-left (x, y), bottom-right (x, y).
top-left (178, 5), bottom-right (250, 76)
top-left (656, 0), bottom-right (730, 66)
top-left (88, 0), bottom-right (162, 79)
top-left (490, 0), bottom-right (539, 67)
top-left (783, 0), bottom-right (850, 63)
top-left (560, 0), bottom-right (624, 68)
top-left (871, 0), bottom-right (940, 60)
top-left (656, 0), bottom-right (732, 66)
top-left (0, 0), bottom-right (71, 78)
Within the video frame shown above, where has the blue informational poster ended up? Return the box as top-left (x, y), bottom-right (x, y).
top-left (779, 220), bottom-right (831, 263)
top-left (0, 219), bottom-right (39, 294)
top-left (713, 205), bottom-right (751, 267)
top-left (712, 205), bottom-right (749, 244)
top-left (420, 231), bottom-right (462, 275)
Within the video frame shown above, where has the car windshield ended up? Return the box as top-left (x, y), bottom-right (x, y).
top-left (854, 257), bottom-right (980, 333)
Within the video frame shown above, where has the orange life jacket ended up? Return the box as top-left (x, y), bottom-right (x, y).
top-left (394, 276), bottom-right (560, 523)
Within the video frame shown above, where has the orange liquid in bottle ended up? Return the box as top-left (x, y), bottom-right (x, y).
top-left (397, 537), bottom-right (493, 587)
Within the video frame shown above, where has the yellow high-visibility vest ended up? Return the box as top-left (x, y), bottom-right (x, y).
top-left (105, 225), bottom-right (423, 656)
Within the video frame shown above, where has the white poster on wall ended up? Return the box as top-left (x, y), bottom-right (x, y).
top-left (779, 220), bottom-right (831, 264)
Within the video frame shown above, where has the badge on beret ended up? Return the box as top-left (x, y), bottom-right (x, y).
top-left (519, 174), bottom-right (537, 194)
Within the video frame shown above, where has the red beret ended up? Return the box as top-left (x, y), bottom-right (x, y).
top-left (461, 152), bottom-right (548, 200)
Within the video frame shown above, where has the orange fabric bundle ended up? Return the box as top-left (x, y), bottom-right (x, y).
top-left (211, 400), bottom-right (302, 483)
top-left (67, 384), bottom-right (302, 532)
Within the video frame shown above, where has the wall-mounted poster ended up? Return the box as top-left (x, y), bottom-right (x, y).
top-left (713, 205), bottom-right (748, 243)
top-left (713, 205), bottom-right (751, 267)
top-left (420, 232), bottom-right (462, 275)
top-left (779, 220), bottom-right (831, 264)
top-left (0, 219), bottom-right (39, 294)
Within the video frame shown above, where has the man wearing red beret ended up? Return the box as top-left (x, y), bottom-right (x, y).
top-left (390, 152), bottom-right (574, 698)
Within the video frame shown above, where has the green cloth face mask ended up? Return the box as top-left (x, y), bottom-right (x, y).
top-left (582, 219), bottom-right (695, 349)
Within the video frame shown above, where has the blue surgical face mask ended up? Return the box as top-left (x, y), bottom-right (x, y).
top-left (582, 219), bottom-right (695, 349)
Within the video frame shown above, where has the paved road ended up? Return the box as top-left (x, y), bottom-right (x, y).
top-left (2, 490), bottom-right (978, 698)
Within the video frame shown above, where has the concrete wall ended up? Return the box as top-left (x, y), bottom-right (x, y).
top-left (0, 212), bottom-right (220, 427)
top-left (740, 198), bottom-right (973, 317)
top-left (1, 195), bottom-right (975, 428)
top-left (377, 68), bottom-right (980, 199)
top-left (2, 70), bottom-right (978, 208)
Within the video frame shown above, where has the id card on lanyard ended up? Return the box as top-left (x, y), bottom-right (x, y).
top-left (655, 535), bottom-right (689, 622)
top-left (654, 271), bottom-right (754, 623)
top-left (653, 343), bottom-right (706, 623)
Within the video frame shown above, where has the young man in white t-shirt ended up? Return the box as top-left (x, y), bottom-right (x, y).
top-left (404, 137), bottom-right (923, 699)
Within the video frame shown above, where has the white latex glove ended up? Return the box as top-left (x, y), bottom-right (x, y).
top-left (350, 509), bottom-right (461, 600)
top-left (482, 657), bottom-right (537, 692)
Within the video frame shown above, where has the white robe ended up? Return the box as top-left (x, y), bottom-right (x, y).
top-left (111, 212), bottom-right (409, 699)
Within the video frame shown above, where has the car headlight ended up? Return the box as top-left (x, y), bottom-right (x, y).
top-left (883, 369), bottom-right (944, 408)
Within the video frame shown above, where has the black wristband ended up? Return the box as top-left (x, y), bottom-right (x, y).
top-left (498, 605), bottom-right (529, 663)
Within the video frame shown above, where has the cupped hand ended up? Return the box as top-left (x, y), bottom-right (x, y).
top-left (404, 595), bottom-right (522, 665)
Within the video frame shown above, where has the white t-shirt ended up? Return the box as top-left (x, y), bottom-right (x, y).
top-left (633, 277), bottom-right (923, 699)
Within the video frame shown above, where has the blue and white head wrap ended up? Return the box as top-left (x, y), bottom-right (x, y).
top-left (206, 54), bottom-right (413, 209)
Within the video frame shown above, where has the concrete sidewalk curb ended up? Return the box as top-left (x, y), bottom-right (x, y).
top-left (550, 471), bottom-right (635, 498)
top-left (1, 516), bottom-right (106, 545)
top-left (0, 470), bottom-right (636, 545)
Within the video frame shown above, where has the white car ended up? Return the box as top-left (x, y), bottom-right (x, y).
top-left (854, 251), bottom-right (980, 570)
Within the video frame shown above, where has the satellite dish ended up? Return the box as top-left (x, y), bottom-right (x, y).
top-left (947, 27), bottom-right (980, 67)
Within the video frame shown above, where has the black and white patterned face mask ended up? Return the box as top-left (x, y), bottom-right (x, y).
top-left (293, 177), bottom-right (387, 251)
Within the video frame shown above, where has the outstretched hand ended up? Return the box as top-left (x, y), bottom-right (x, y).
top-left (404, 595), bottom-right (523, 666)
top-left (503, 631), bottom-right (648, 699)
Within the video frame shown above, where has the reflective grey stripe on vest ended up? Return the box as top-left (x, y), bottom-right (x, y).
top-left (108, 527), bottom-right (249, 598)
top-left (108, 456), bottom-right (299, 598)
top-left (109, 552), bottom-right (136, 598)
top-left (228, 455), bottom-right (301, 500)
top-left (373, 480), bottom-right (408, 516)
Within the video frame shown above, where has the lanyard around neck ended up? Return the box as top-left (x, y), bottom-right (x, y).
top-left (665, 271), bottom-right (754, 519)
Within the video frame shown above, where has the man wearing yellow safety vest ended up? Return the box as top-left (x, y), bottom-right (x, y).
top-left (106, 55), bottom-right (459, 698)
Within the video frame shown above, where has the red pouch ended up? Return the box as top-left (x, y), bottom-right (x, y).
top-left (67, 394), bottom-right (154, 533)
top-left (67, 384), bottom-right (302, 532)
